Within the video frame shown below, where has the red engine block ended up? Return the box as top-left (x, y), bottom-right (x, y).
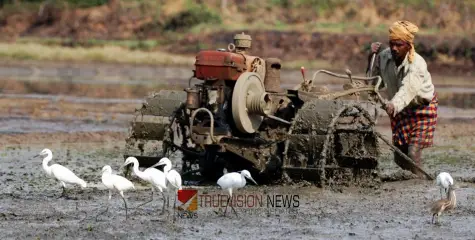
top-left (194, 50), bottom-right (248, 81)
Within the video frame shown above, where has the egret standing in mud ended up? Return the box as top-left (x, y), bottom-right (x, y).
top-left (150, 158), bottom-right (182, 219)
top-left (36, 148), bottom-right (87, 198)
top-left (436, 172), bottom-right (454, 199)
top-left (430, 184), bottom-right (457, 224)
top-left (217, 170), bottom-right (257, 217)
top-left (122, 157), bottom-right (168, 214)
top-left (97, 165), bottom-right (135, 220)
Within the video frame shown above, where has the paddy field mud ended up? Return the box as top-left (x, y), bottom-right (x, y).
top-left (1, 61), bottom-right (475, 239)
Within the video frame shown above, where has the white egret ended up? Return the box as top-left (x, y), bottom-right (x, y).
top-left (97, 165), bottom-right (135, 220)
top-left (217, 170), bottom-right (257, 216)
top-left (436, 172), bottom-right (454, 199)
top-left (150, 157), bottom-right (182, 219)
top-left (36, 148), bottom-right (87, 198)
top-left (122, 157), bottom-right (168, 214)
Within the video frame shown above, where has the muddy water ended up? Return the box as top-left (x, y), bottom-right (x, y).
top-left (0, 117), bottom-right (126, 133)
top-left (0, 93), bottom-right (138, 134)
top-left (1, 61), bottom-right (475, 109)
top-left (1, 63), bottom-right (475, 239)
top-left (2, 142), bottom-right (475, 239)
top-left (1, 121), bottom-right (475, 239)
top-left (1, 93), bottom-right (475, 135)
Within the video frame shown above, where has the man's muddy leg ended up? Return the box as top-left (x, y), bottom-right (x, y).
top-left (393, 143), bottom-right (410, 170)
top-left (393, 142), bottom-right (428, 178)
top-left (408, 144), bottom-right (422, 167)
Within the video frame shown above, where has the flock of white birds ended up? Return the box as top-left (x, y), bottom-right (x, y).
top-left (36, 148), bottom-right (258, 220)
top-left (36, 147), bottom-right (456, 223)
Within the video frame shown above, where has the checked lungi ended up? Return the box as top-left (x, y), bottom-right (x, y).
top-left (390, 93), bottom-right (438, 149)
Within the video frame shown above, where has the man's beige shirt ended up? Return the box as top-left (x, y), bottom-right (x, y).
top-left (371, 48), bottom-right (435, 114)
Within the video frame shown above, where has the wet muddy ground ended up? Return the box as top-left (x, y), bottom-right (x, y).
top-left (2, 141), bottom-right (475, 240)
top-left (1, 63), bottom-right (475, 239)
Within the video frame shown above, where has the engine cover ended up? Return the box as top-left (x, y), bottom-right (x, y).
top-left (194, 50), bottom-right (247, 81)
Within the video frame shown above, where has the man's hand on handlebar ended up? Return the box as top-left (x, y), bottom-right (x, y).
top-left (383, 102), bottom-right (395, 117)
top-left (371, 42), bottom-right (382, 54)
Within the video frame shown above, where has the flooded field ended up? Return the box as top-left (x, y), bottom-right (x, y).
top-left (1, 62), bottom-right (475, 239)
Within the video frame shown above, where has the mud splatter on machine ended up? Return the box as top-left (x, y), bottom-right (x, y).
top-left (124, 32), bottom-right (386, 186)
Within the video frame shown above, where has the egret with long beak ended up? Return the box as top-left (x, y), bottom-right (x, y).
top-left (96, 165), bottom-right (135, 221)
top-left (122, 157), bottom-right (168, 214)
top-left (36, 148), bottom-right (87, 198)
top-left (149, 157), bottom-right (182, 220)
top-left (217, 170), bottom-right (257, 217)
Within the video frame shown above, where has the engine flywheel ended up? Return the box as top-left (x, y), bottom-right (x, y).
top-left (232, 72), bottom-right (269, 134)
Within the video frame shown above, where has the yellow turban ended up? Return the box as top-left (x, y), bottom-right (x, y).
top-left (389, 21), bottom-right (419, 63)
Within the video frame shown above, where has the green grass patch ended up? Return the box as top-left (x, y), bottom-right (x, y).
top-left (174, 21), bottom-right (472, 37)
top-left (16, 37), bottom-right (160, 51)
top-left (0, 42), bottom-right (195, 66)
top-left (163, 0), bottom-right (222, 32)
top-left (0, 40), bottom-right (340, 70)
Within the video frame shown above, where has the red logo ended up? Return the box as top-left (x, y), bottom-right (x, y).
top-left (177, 189), bottom-right (198, 211)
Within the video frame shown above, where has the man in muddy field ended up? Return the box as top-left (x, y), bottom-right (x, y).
top-left (367, 20), bottom-right (438, 176)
